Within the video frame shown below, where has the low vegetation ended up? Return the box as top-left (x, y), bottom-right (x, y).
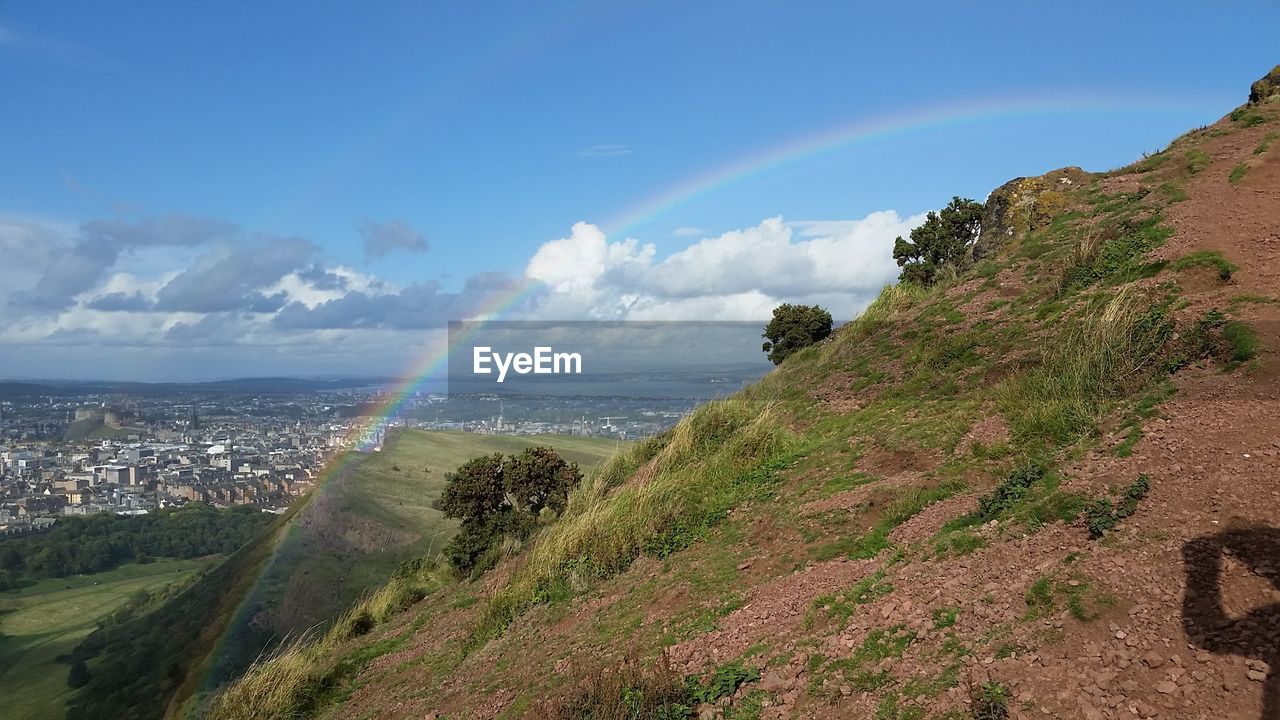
top-left (1170, 249), bottom-right (1237, 281)
top-left (0, 558), bottom-right (212, 719)
top-left (206, 556), bottom-right (451, 720)
top-left (1084, 474), bottom-right (1152, 538)
top-left (0, 503), bottom-right (271, 589)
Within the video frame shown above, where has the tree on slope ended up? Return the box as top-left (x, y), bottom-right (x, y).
top-left (439, 447), bottom-right (583, 573)
top-left (762, 303), bottom-right (834, 365)
top-left (893, 196), bottom-right (984, 285)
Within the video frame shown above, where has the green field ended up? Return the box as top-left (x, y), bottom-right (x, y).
top-left (0, 557), bottom-right (214, 720)
top-left (343, 429), bottom-right (626, 537)
top-left (253, 429), bottom-right (623, 638)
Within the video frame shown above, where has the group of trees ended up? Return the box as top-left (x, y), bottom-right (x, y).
top-left (759, 197), bottom-right (984, 366)
top-left (0, 504), bottom-right (273, 589)
top-left (439, 446), bottom-right (582, 573)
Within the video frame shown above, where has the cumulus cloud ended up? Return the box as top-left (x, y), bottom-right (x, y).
top-left (359, 219), bottom-right (428, 261)
top-left (273, 272), bottom-right (534, 330)
top-left (0, 206), bottom-right (922, 377)
top-left (86, 292), bottom-right (154, 312)
top-left (3, 213), bottom-right (238, 312)
top-left (525, 211), bottom-right (923, 320)
top-left (153, 236), bottom-right (316, 312)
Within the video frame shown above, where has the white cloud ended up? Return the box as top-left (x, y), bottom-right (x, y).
top-left (524, 210), bottom-right (923, 321)
top-left (0, 207), bottom-right (922, 377)
top-left (268, 266), bottom-right (389, 309)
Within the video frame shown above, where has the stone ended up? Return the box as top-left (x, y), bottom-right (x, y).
top-left (1250, 64), bottom-right (1280, 105)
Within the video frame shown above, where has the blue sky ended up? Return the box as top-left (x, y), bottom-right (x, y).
top-left (1, 1), bottom-right (1276, 380)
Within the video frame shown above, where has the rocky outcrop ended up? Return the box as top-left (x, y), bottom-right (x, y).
top-left (972, 166), bottom-right (1090, 261)
top-left (1249, 64), bottom-right (1280, 106)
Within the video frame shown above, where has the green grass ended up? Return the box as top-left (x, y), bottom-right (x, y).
top-left (1170, 250), bottom-right (1237, 281)
top-left (814, 479), bottom-right (966, 561)
top-left (0, 558), bottom-right (213, 720)
top-left (814, 570), bottom-right (894, 627)
top-left (931, 606), bottom-right (961, 629)
top-left (998, 292), bottom-right (1173, 447)
top-left (1229, 163), bottom-right (1249, 184)
top-left (1222, 321), bottom-right (1261, 364)
top-left (1227, 294), bottom-right (1280, 312)
top-left (252, 429), bottom-right (619, 639)
top-left (1230, 108), bottom-right (1268, 127)
top-left (1157, 182), bottom-right (1186, 203)
top-left (1256, 132), bottom-right (1278, 156)
top-left (1185, 149), bottom-right (1210, 174)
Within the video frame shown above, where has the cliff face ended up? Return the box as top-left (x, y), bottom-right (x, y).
top-left (1249, 64), bottom-right (1280, 105)
top-left (972, 166), bottom-right (1090, 262)
top-left (207, 66), bottom-right (1280, 720)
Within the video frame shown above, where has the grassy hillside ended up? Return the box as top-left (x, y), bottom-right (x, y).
top-left (214, 74), bottom-right (1280, 720)
top-left (248, 430), bottom-right (622, 643)
top-left (0, 558), bottom-right (213, 720)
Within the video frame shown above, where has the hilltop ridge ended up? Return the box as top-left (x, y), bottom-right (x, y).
top-left (207, 66), bottom-right (1280, 720)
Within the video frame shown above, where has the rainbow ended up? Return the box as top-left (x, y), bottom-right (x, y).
top-left (197, 274), bottom-right (547, 694)
top-left (198, 90), bottom-right (1227, 693)
top-left (603, 92), bottom-right (1226, 241)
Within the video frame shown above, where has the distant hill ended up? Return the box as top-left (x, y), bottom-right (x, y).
top-left (0, 377), bottom-right (398, 399)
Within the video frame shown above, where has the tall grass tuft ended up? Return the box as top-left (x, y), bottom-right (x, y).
top-left (997, 291), bottom-right (1172, 447)
top-left (208, 557), bottom-right (451, 719)
top-left (473, 396), bottom-right (801, 642)
top-left (206, 638), bottom-right (331, 720)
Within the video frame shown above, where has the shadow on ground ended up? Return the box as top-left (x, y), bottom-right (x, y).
top-left (1183, 526), bottom-right (1280, 719)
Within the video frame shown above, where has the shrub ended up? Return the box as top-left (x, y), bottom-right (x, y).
top-left (440, 447), bottom-right (582, 573)
top-left (892, 197), bottom-right (984, 285)
top-left (975, 458), bottom-right (1049, 520)
top-left (972, 681), bottom-right (1010, 720)
top-left (1085, 474), bottom-right (1152, 539)
top-left (67, 661), bottom-right (91, 689)
top-left (1084, 498), bottom-right (1117, 538)
top-left (761, 303), bottom-right (833, 365)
